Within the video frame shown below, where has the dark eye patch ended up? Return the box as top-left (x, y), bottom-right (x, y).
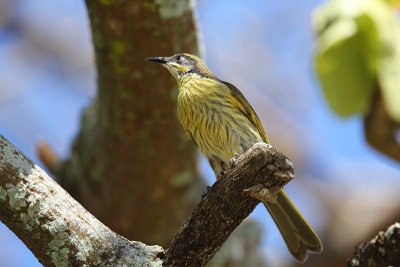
top-left (176, 55), bottom-right (183, 63)
top-left (176, 55), bottom-right (191, 66)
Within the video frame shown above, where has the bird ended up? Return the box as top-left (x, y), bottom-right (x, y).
top-left (146, 53), bottom-right (323, 261)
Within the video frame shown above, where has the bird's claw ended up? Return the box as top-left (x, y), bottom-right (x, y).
top-left (229, 153), bottom-right (240, 167)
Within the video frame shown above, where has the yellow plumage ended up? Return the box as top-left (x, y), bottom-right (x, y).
top-left (178, 77), bottom-right (264, 175)
top-left (146, 53), bottom-right (323, 262)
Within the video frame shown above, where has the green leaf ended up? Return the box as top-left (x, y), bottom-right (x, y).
top-left (315, 15), bottom-right (376, 116)
top-left (313, 0), bottom-right (400, 122)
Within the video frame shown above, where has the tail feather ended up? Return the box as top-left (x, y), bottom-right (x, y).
top-left (264, 190), bottom-right (322, 262)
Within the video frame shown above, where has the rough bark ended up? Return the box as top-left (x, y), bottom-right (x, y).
top-left (1, 134), bottom-right (292, 266)
top-left (35, 1), bottom-right (269, 265)
top-left (58, 0), bottom-right (204, 246)
top-left (348, 223), bottom-right (400, 267)
top-left (0, 135), bottom-right (163, 267)
top-left (163, 143), bottom-right (294, 267)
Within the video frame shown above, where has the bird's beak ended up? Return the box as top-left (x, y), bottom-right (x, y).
top-left (145, 57), bottom-right (168, 64)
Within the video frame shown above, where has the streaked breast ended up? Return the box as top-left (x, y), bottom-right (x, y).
top-left (177, 78), bottom-right (262, 163)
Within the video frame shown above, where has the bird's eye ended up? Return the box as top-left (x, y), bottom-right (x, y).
top-left (176, 55), bottom-right (182, 63)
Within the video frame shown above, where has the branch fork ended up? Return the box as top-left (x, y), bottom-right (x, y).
top-left (0, 136), bottom-right (294, 267)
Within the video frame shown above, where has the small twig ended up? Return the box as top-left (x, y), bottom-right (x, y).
top-left (36, 140), bottom-right (62, 175)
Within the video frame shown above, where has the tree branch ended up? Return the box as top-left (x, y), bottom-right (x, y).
top-left (0, 134), bottom-right (163, 267)
top-left (1, 134), bottom-right (293, 266)
top-left (163, 142), bottom-right (294, 267)
top-left (348, 223), bottom-right (400, 267)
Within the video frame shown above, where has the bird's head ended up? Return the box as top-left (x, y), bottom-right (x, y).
top-left (146, 53), bottom-right (214, 82)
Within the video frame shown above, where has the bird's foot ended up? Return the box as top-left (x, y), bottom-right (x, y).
top-left (229, 153), bottom-right (240, 167)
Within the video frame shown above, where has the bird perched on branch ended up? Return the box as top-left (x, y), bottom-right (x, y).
top-left (146, 53), bottom-right (322, 261)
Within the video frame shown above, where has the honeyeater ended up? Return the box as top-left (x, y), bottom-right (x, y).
top-left (146, 53), bottom-right (322, 261)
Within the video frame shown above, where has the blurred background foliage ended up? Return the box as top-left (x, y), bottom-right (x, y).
top-left (0, 0), bottom-right (399, 266)
top-left (314, 0), bottom-right (400, 163)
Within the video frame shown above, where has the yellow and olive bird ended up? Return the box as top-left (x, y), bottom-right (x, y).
top-left (146, 53), bottom-right (322, 261)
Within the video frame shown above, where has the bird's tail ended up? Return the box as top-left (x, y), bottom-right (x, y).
top-left (264, 190), bottom-right (322, 262)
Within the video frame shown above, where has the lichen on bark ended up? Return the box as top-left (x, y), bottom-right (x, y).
top-left (0, 135), bottom-right (164, 267)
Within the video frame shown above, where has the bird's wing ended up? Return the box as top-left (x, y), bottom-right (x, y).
top-left (221, 81), bottom-right (270, 143)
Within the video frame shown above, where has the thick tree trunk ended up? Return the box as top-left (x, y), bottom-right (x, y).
top-left (58, 0), bottom-right (204, 246)
top-left (35, 2), bottom-right (269, 265)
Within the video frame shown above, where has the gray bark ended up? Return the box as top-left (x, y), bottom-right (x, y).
top-left (1, 134), bottom-right (292, 266)
top-left (0, 134), bottom-right (163, 267)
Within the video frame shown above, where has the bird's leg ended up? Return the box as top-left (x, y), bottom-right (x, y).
top-left (229, 153), bottom-right (240, 167)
